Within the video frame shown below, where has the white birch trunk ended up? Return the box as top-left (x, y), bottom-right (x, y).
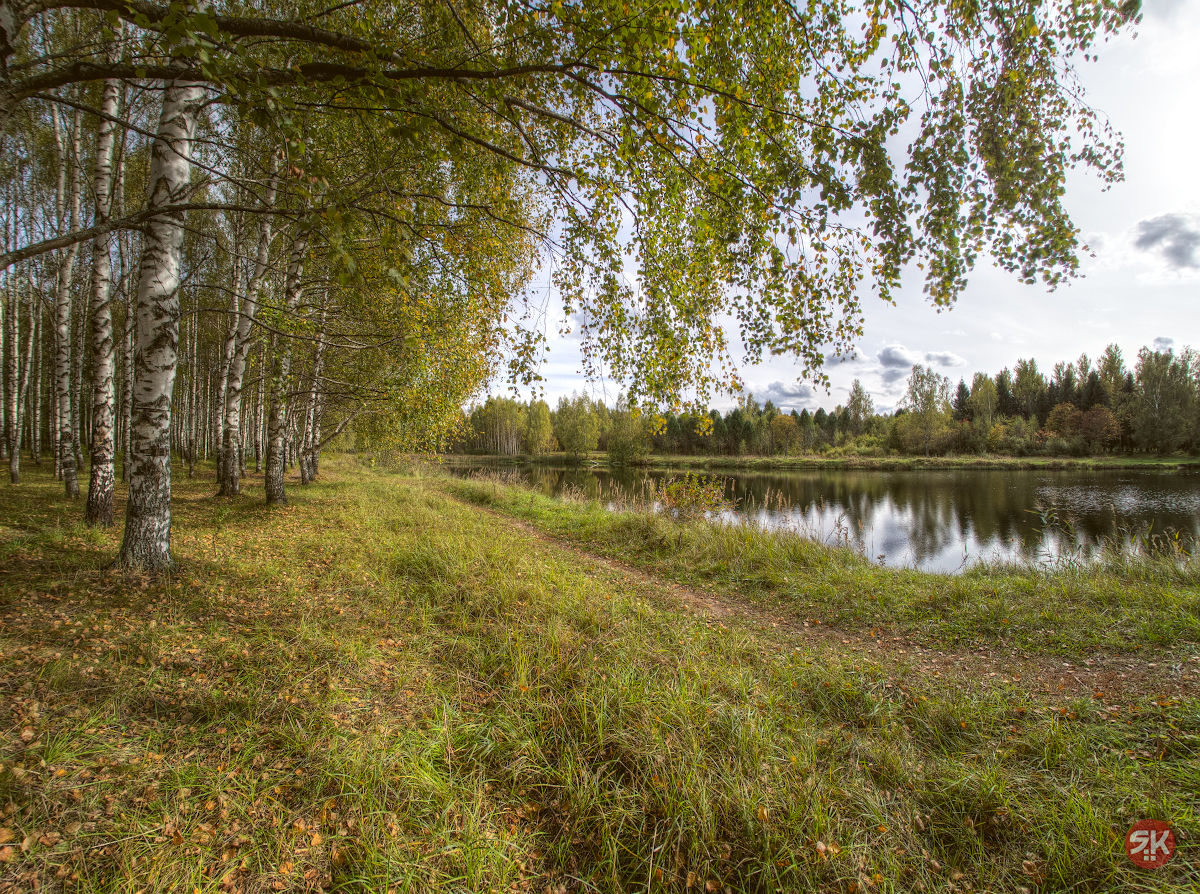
top-left (71, 289), bottom-right (84, 469)
top-left (255, 339), bottom-right (265, 472)
top-left (118, 67), bottom-right (206, 570)
top-left (30, 296), bottom-right (40, 463)
top-left (220, 164), bottom-right (276, 496)
top-left (85, 75), bottom-right (121, 525)
top-left (5, 284), bottom-right (17, 482)
top-left (265, 227), bottom-right (307, 505)
top-left (52, 105), bottom-right (82, 498)
top-left (299, 303), bottom-right (326, 485)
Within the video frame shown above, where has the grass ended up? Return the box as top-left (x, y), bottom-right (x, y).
top-left (0, 457), bottom-right (1197, 893)
top-left (445, 475), bottom-right (1200, 660)
top-left (447, 453), bottom-right (1200, 473)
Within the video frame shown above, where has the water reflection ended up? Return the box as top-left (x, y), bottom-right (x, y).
top-left (448, 461), bottom-right (1200, 573)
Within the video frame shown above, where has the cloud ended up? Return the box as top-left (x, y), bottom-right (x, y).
top-left (1153, 336), bottom-right (1175, 353)
top-left (880, 368), bottom-right (911, 386)
top-left (757, 380), bottom-right (818, 408)
top-left (924, 350), bottom-right (966, 367)
top-left (877, 344), bottom-right (922, 369)
top-left (991, 332), bottom-right (1003, 340)
top-left (1133, 213), bottom-right (1200, 270)
top-left (877, 343), bottom-right (964, 373)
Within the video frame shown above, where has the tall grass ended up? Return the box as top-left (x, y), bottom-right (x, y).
top-left (0, 459), bottom-right (1196, 892)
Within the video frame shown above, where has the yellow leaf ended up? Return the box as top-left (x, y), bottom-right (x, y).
top-left (311, 832), bottom-right (323, 847)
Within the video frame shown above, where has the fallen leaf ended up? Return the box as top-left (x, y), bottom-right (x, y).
top-left (0, 829), bottom-right (12, 845)
top-left (310, 832), bottom-right (322, 847)
top-left (19, 728), bottom-right (34, 743)
top-left (0, 847), bottom-right (14, 863)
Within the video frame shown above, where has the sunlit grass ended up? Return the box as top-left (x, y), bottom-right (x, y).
top-left (446, 473), bottom-right (1200, 658)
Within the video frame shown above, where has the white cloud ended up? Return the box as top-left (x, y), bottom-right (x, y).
top-left (755, 380), bottom-right (819, 409)
top-left (924, 350), bottom-right (966, 367)
top-left (877, 344), bottom-right (922, 368)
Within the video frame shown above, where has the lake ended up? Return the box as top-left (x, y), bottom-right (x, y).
top-left (446, 460), bottom-right (1200, 572)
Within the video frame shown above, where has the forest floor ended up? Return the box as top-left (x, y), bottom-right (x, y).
top-left (446, 453), bottom-right (1200, 472)
top-left (1, 456), bottom-right (1198, 893)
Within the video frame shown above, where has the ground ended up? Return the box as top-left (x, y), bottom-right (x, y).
top-left (0, 456), bottom-right (1197, 893)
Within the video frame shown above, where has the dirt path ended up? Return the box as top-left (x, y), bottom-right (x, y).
top-left (458, 497), bottom-right (1200, 704)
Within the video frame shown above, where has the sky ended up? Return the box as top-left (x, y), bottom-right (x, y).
top-left (523, 0), bottom-right (1200, 414)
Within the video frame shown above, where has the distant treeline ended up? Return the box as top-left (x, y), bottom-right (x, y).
top-left (447, 343), bottom-right (1199, 460)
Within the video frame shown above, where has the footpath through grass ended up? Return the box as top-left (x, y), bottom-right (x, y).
top-left (445, 475), bottom-right (1200, 660)
top-left (0, 458), bottom-right (1197, 893)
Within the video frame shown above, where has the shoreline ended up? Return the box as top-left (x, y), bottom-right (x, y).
top-left (437, 452), bottom-right (1200, 473)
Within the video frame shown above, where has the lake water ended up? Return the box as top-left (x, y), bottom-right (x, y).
top-left (446, 460), bottom-right (1200, 573)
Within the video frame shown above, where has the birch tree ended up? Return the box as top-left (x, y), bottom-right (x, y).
top-left (218, 157), bottom-right (276, 496)
top-left (264, 224), bottom-right (307, 506)
top-left (118, 46), bottom-right (207, 570)
top-left (84, 73), bottom-right (121, 525)
top-left (51, 103), bottom-right (82, 498)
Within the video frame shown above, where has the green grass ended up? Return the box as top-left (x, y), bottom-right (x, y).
top-left (446, 475), bottom-right (1200, 659)
top-left (1, 458), bottom-right (1197, 892)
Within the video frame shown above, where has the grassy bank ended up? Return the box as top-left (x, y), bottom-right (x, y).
top-left (444, 453), bottom-right (1200, 473)
top-left (445, 475), bottom-right (1200, 659)
top-left (1, 459), bottom-right (1197, 892)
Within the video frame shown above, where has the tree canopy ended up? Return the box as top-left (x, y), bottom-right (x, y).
top-left (2, 0), bottom-right (1140, 410)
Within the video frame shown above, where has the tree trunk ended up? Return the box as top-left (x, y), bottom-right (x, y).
top-left (265, 227), bottom-right (307, 506)
top-left (85, 75), bottom-right (121, 525)
top-left (53, 105), bottom-right (83, 498)
top-left (72, 294), bottom-right (85, 471)
top-left (121, 284), bottom-right (134, 481)
top-left (118, 68), bottom-right (206, 571)
top-left (254, 340), bottom-right (264, 472)
top-left (220, 166), bottom-right (276, 496)
top-left (299, 303), bottom-right (326, 485)
top-left (30, 294), bottom-right (40, 463)
top-left (5, 284), bottom-right (18, 482)
top-left (10, 282), bottom-right (35, 481)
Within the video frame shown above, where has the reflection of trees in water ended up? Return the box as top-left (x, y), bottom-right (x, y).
top-left (450, 462), bottom-right (1200, 567)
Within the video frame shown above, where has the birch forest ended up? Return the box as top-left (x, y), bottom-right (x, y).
top-left (0, 0), bottom-right (1139, 570)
